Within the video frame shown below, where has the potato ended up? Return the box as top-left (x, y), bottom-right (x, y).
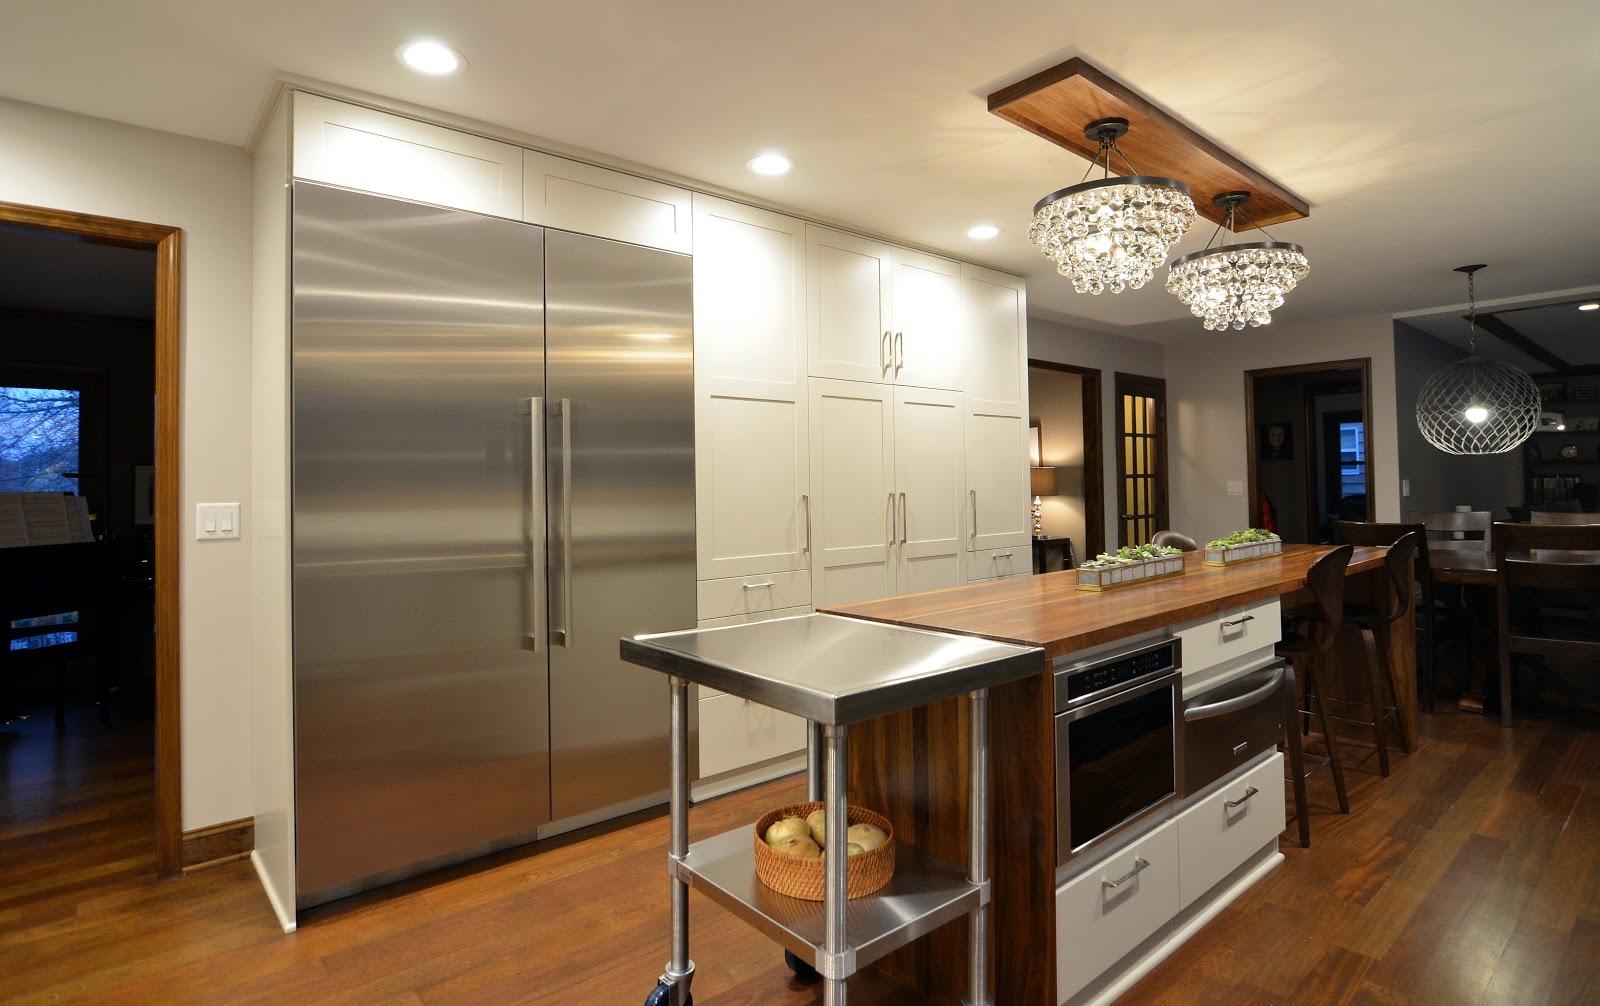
top-left (846, 842), bottom-right (865, 857)
top-left (847, 822), bottom-right (888, 853)
top-left (764, 816), bottom-right (810, 846)
top-left (806, 808), bottom-right (828, 848)
top-left (771, 834), bottom-right (821, 859)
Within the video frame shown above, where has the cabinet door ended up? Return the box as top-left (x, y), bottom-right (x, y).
top-left (965, 404), bottom-right (1032, 552)
top-left (809, 379), bottom-right (896, 606)
top-left (890, 250), bottom-right (964, 391)
top-left (524, 149), bottom-right (692, 252)
top-left (894, 387), bottom-right (965, 594)
top-left (694, 197), bottom-right (809, 579)
top-left (808, 226), bottom-right (894, 384)
top-left (291, 92), bottom-right (523, 219)
top-left (962, 264), bottom-right (1027, 415)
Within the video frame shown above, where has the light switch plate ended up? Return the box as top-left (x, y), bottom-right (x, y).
top-left (1402, 479), bottom-right (1411, 497)
top-left (1225, 481), bottom-right (1245, 496)
top-left (196, 502), bottom-right (241, 540)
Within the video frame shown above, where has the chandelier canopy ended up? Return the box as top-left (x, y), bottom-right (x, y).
top-left (1414, 265), bottom-right (1542, 455)
top-left (1166, 192), bottom-right (1309, 331)
top-left (1028, 118), bottom-right (1195, 295)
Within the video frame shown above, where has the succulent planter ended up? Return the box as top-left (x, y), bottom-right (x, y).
top-left (1202, 538), bottom-right (1283, 567)
top-left (1076, 553), bottom-right (1186, 591)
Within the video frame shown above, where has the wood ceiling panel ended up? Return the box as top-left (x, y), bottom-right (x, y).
top-left (988, 58), bottom-right (1310, 231)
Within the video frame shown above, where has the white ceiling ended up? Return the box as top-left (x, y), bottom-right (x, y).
top-left (1, 1), bottom-right (1597, 341)
top-left (1401, 293), bottom-right (1600, 373)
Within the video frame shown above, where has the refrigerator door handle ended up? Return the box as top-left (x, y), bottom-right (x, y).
top-left (523, 398), bottom-right (545, 652)
top-left (550, 397), bottom-right (574, 647)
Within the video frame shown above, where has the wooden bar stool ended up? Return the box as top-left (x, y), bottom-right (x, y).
top-left (1277, 543), bottom-right (1353, 847)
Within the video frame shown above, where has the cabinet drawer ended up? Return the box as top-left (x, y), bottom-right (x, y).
top-left (524, 150), bottom-right (692, 253)
top-left (1176, 599), bottom-right (1281, 680)
top-left (968, 545), bottom-right (1028, 581)
top-left (1177, 753), bottom-right (1285, 910)
top-left (698, 691), bottom-right (807, 778)
top-left (292, 92), bottom-right (524, 219)
top-left (698, 571), bottom-right (812, 620)
top-left (1057, 818), bottom-right (1179, 1004)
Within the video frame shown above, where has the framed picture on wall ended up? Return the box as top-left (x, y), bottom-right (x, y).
top-left (1258, 422), bottom-right (1293, 462)
top-left (133, 465), bottom-right (154, 525)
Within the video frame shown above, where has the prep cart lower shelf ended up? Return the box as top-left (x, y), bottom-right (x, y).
top-left (675, 827), bottom-right (983, 972)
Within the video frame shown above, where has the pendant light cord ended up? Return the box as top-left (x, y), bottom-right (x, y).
top-left (1467, 269), bottom-right (1478, 355)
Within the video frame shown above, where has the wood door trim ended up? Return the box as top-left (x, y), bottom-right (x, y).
top-left (1113, 372), bottom-right (1169, 546)
top-left (1245, 359), bottom-right (1374, 536)
top-left (1028, 359), bottom-right (1104, 559)
top-left (0, 199), bottom-right (183, 878)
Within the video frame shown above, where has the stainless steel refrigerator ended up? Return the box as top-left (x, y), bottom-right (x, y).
top-left (291, 182), bottom-right (694, 908)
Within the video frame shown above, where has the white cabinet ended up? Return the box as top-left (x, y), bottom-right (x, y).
top-left (1176, 599), bottom-right (1283, 694)
top-left (291, 92), bottom-right (524, 219)
top-left (1177, 754), bottom-right (1285, 910)
top-left (694, 196), bottom-right (810, 580)
top-left (807, 226), bottom-right (963, 391)
top-left (694, 601), bottom-right (811, 786)
top-left (524, 150), bottom-right (692, 253)
top-left (1056, 818), bottom-right (1180, 1004)
top-left (965, 405), bottom-right (1031, 553)
top-left (962, 261), bottom-right (1030, 557)
top-left (808, 379), bottom-right (967, 606)
top-left (962, 264), bottom-right (1028, 415)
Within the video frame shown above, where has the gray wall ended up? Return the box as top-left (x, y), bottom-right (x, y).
top-left (1393, 321), bottom-right (1524, 521)
top-left (1028, 367), bottom-right (1085, 553)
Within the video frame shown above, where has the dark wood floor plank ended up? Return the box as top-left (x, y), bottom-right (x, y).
top-left (1283, 946), bottom-right (1376, 1006)
top-left (1547, 916), bottom-right (1599, 1006)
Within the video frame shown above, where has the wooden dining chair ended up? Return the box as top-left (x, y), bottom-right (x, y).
top-left (1406, 510), bottom-right (1492, 710)
top-left (1492, 521), bottom-right (1600, 726)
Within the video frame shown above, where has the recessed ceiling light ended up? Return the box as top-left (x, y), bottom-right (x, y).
top-left (746, 153), bottom-right (794, 176)
top-left (397, 40), bottom-right (464, 76)
top-left (1580, 302), bottom-right (1600, 311)
top-left (967, 224), bottom-right (1001, 240)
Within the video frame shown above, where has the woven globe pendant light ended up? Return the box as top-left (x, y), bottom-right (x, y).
top-left (1414, 265), bottom-right (1541, 455)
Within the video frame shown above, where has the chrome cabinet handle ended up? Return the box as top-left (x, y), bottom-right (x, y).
top-left (801, 494), bottom-right (811, 553)
top-left (888, 492), bottom-right (897, 546)
top-left (1221, 615), bottom-right (1256, 628)
top-left (1225, 786), bottom-right (1260, 810)
top-left (969, 489), bottom-right (978, 544)
top-left (523, 398), bottom-right (545, 653)
top-left (899, 491), bottom-right (907, 544)
top-left (548, 398), bottom-right (573, 647)
top-left (1102, 857), bottom-right (1150, 890)
top-left (742, 581), bottom-right (775, 590)
top-left (895, 330), bottom-right (904, 370)
top-left (881, 329), bottom-right (892, 375)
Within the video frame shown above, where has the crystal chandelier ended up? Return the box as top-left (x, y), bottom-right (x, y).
top-left (1414, 265), bottom-right (1541, 455)
top-left (1166, 192), bottom-right (1309, 330)
top-left (1028, 118), bottom-right (1196, 295)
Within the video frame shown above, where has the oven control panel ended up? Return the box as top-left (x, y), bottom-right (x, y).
top-left (1058, 638), bottom-right (1182, 706)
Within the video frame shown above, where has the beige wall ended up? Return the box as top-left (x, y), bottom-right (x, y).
top-left (1165, 314), bottom-right (1401, 544)
top-left (1028, 367), bottom-right (1086, 553)
top-left (0, 97), bottom-right (255, 830)
top-left (1027, 316), bottom-right (1166, 553)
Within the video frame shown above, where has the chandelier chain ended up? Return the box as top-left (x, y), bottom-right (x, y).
top-left (1467, 268), bottom-right (1478, 355)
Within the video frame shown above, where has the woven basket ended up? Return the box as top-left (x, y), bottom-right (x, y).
top-left (752, 802), bottom-right (895, 901)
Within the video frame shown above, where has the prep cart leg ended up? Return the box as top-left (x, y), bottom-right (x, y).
top-left (964, 688), bottom-right (992, 1006)
top-left (806, 719), bottom-right (825, 801)
top-left (654, 675), bottom-right (695, 1006)
top-left (823, 722), bottom-right (851, 1006)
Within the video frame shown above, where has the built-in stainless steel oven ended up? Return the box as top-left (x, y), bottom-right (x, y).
top-left (1055, 634), bottom-right (1183, 869)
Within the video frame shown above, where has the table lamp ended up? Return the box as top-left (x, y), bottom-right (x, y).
top-left (1031, 466), bottom-right (1058, 537)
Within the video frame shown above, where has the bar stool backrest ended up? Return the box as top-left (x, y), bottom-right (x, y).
top-left (1303, 545), bottom-right (1356, 641)
top-left (1151, 530), bottom-right (1198, 552)
top-left (1333, 522), bottom-right (1426, 624)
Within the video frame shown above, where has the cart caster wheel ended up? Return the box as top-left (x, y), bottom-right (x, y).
top-left (784, 949), bottom-right (822, 983)
top-left (643, 981), bottom-right (692, 1006)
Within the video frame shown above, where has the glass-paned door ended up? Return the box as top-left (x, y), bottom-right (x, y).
top-left (1115, 374), bottom-right (1168, 547)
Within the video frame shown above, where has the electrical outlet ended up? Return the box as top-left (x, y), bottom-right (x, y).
top-left (196, 502), bottom-right (241, 540)
top-left (1225, 481), bottom-right (1245, 496)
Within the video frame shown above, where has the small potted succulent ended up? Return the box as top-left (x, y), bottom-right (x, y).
top-left (1076, 542), bottom-right (1186, 591)
top-left (1201, 528), bottom-right (1283, 566)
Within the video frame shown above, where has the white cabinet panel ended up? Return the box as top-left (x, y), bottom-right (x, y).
top-left (808, 227), bottom-right (893, 384)
top-left (963, 264), bottom-right (1028, 414)
top-left (524, 149), bottom-right (691, 252)
top-left (1178, 754), bottom-right (1285, 910)
top-left (891, 250), bottom-right (964, 391)
top-left (694, 196), bottom-right (806, 395)
top-left (698, 692), bottom-right (808, 778)
top-left (967, 545), bottom-right (1029, 582)
top-left (965, 407), bottom-right (1031, 552)
top-left (1177, 600), bottom-right (1284, 692)
top-left (697, 394), bottom-right (808, 579)
top-left (894, 386), bottom-right (965, 594)
top-left (809, 379), bottom-right (895, 606)
top-left (697, 570), bottom-right (813, 621)
top-left (1057, 819), bottom-right (1180, 1004)
top-left (291, 92), bottom-right (523, 219)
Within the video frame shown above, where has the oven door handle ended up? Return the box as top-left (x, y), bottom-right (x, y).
top-left (1183, 666), bottom-right (1285, 723)
top-left (1056, 668), bottom-right (1181, 723)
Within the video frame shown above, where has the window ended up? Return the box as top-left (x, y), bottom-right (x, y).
top-left (1338, 421), bottom-right (1366, 500)
top-left (0, 386), bottom-right (81, 494)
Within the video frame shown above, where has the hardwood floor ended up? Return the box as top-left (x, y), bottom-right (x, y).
top-left (3, 702), bottom-right (1597, 1005)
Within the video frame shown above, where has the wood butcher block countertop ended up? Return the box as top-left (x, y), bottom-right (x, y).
top-left (823, 543), bottom-right (1388, 660)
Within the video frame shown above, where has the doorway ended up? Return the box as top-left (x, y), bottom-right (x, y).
top-left (1245, 360), bottom-right (1374, 543)
top-left (1114, 373), bottom-right (1169, 548)
top-left (1028, 360), bottom-right (1104, 563)
top-left (0, 201), bottom-right (182, 877)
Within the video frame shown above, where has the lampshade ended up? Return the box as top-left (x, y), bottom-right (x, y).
top-left (1031, 467), bottom-right (1059, 497)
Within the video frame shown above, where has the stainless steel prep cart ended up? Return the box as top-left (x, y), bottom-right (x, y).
top-left (621, 612), bottom-right (1044, 1006)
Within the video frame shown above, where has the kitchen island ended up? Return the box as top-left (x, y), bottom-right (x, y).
top-left (822, 543), bottom-right (1412, 1005)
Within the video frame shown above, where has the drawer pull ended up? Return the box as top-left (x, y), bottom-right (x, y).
top-left (1221, 615), bottom-right (1255, 629)
top-left (742, 581), bottom-right (775, 590)
top-left (1101, 857), bottom-right (1150, 890)
top-left (1224, 786), bottom-right (1260, 810)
